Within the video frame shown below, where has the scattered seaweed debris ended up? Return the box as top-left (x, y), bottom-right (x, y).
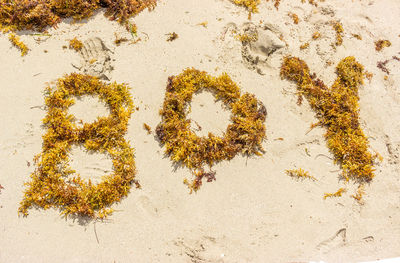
top-left (375, 40), bottom-right (391, 52)
top-left (377, 55), bottom-right (400, 74)
top-left (197, 21), bottom-right (208, 28)
top-left (377, 60), bottom-right (390, 74)
top-left (288, 12), bottom-right (299, 24)
top-left (8, 33), bottom-right (28, 56)
top-left (19, 73), bottom-right (137, 219)
top-left (143, 123), bottom-right (152, 134)
top-left (300, 42), bottom-right (309, 50)
top-left (184, 170), bottom-right (216, 191)
top-left (232, 0), bottom-right (261, 13)
top-left (351, 184), bottom-right (365, 204)
top-left (268, 0), bottom-right (281, 9)
top-left (332, 21), bottom-right (344, 46)
top-left (281, 56), bottom-right (376, 202)
top-left (156, 69), bottom-right (266, 192)
top-left (312, 32), bottom-right (321, 40)
top-left (286, 168), bottom-right (317, 181)
top-left (0, 184), bottom-right (3, 193)
top-left (235, 30), bottom-right (258, 43)
top-left (114, 33), bottom-right (129, 46)
top-left (323, 188), bottom-right (346, 199)
top-left (267, 0), bottom-right (319, 10)
top-left (166, 32), bottom-right (178, 42)
top-left (0, 0), bottom-right (157, 32)
top-left (69, 37), bottom-right (83, 52)
top-left (352, 33), bottom-right (362, 40)
top-left (365, 71), bottom-right (373, 82)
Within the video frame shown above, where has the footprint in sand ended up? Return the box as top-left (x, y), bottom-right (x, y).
top-left (137, 195), bottom-right (160, 217)
top-left (385, 136), bottom-right (400, 171)
top-left (219, 22), bottom-right (285, 75)
top-left (316, 228), bottom-right (346, 253)
top-left (240, 22), bottom-right (285, 75)
top-left (72, 37), bottom-right (114, 80)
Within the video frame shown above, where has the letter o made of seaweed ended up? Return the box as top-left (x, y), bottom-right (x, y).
top-left (19, 74), bottom-right (138, 219)
top-left (156, 68), bottom-right (267, 192)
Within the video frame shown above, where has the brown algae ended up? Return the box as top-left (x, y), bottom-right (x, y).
top-left (156, 68), bottom-right (267, 192)
top-left (19, 73), bottom-right (137, 219)
top-left (0, 0), bottom-right (157, 32)
top-left (332, 21), bottom-right (344, 46)
top-left (375, 40), bottom-right (391, 51)
top-left (69, 37), bottom-right (83, 51)
top-left (233, 0), bottom-right (261, 13)
top-left (281, 56), bottom-right (376, 200)
top-left (8, 33), bottom-right (28, 56)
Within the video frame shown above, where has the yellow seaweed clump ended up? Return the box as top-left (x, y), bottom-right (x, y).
top-left (235, 30), bottom-right (258, 43)
top-left (0, 0), bottom-right (157, 32)
top-left (288, 12), bottom-right (299, 24)
top-left (375, 40), bottom-right (391, 51)
top-left (332, 21), bottom-right (344, 46)
top-left (19, 73), bottom-right (137, 219)
top-left (8, 33), bottom-right (28, 56)
top-left (156, 69), bottom-right (267, 192)
top-left (69, 37), bottom-right (83, 51)
top-left (280, 56), bottom-right (375, 199)
top-left (232, 0), bottom-right (261, 13)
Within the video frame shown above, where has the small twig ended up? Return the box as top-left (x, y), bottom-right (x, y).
top-left (94, 222), bottom-right (100, 244)
top-left (315, 153), bottom-right (333, 160)
top-left (141, 31), bottom-right (149, 41)
top-left (30, 105), bottom-right (45, 110)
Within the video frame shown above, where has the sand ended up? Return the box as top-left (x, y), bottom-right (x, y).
top-left (1, 0), bottom-right (400, 262)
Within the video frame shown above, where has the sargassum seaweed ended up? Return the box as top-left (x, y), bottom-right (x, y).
top-left (156, 68), bottom-right (267, 192)
top-left (19, 73), bottom-right (138, 219)
top-left (280, 56), bottom-right (376, 201)
top-left (0, 0), bottom-right (157, 32)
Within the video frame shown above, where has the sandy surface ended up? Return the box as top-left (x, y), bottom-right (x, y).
top-left (1, 0), bottom-right (400, 262)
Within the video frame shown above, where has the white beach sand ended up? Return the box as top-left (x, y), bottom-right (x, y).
top-left (1, 0), bottom-right (400, 262)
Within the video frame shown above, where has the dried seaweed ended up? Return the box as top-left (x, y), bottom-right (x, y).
top-left (288, 12), bottom-right (299, 24)
top-left (281, 56), bottom-right (376, 201)
top-left (0, 0), bottom-right (157, 32)
top-left (375, 40), bottom-right (391, 52)
top-left (323, 188), bottom-right (346, 199)
top-left (300, 42), bottom-right (309, 50)
top-left (69, 37), bottom-right (83, 51)
top-left (197, 21), bottom-right (208, 28)
top-left (286, 168), bottom-right (316, 181)
top-left (232, 0), bottom-right (260, 13)
top-left (332, 21), bottom-right (343, 46)
top-left (156, 69), bottom-right (266, 192)
top-left (8, 33), bottom-right (28, 56)
top-left (377, 55), bottom-right (400, 74)
top-left (143, 123), bottom-right (151, 134)
top-left (312, 32), bottom-right (321, 40)
top-left (19, 73), bottom-right (137, 219)
top-left (351, 184), bottom-right (365, 203)
top-left (351, 33), bottom-right (362, 40)
top-left (114, 34), bottom-right (129, 46)
top-left (377, 60), bottom-right (390, 74)
top-left (267, 0), bottom-right (320, 10)
top-left (235, 30), bottom-right (258, 43)
top-left (166, 32), bottom-right (178, 42)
